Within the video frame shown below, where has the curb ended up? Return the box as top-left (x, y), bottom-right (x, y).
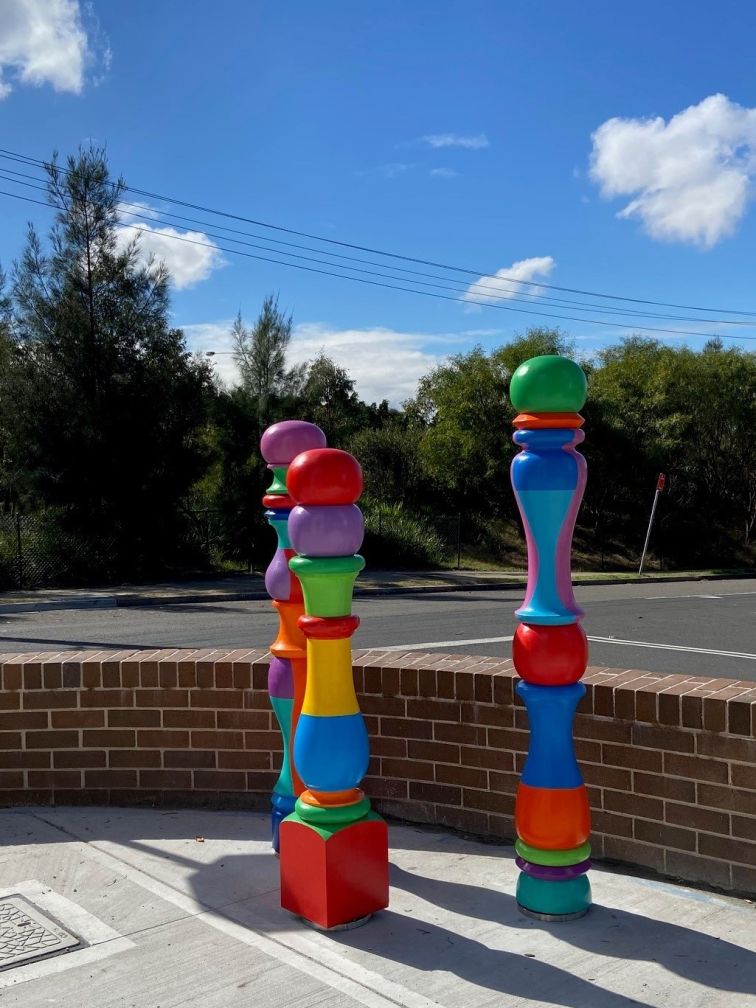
top-left (0, 570), bottom-right (751, 615)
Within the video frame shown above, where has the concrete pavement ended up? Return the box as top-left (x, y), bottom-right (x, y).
top-left (1, 806), bottom-right (754, 1007)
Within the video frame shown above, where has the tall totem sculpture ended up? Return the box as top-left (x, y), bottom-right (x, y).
top-left (279, 447), bottom-right (389, 929)
top-left (509, 355), bottom-right (592, 920)
top-left (260, 420), bottom-right (327, 852)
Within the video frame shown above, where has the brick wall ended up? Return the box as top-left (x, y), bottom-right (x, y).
top-left (1, 648), bottom-right (754, 894)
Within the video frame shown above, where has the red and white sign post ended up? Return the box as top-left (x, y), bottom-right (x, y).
top-left (638, 473), bottom-right (666, 576)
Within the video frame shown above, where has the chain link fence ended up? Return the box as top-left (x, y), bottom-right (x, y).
top-left (0, 511), bottom-right (119, 589)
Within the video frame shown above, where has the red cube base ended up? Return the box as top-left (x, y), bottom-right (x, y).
top-left (280, 815), bottom-right (389, 929)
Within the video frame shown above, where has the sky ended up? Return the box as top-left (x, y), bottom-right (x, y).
top-left (1, 0), bottom-right (756, 403)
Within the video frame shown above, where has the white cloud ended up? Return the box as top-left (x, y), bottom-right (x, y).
top-left (589, 93), bottom-right (756, 248)
top-left (0, 0), bottom-right (90, 98)
top-left (462, 256), bottom-right (556, 309)
top-left (115, 206), bottom-right (224, 290)
top-left (181, 321), bottom-right (445, 405)
top-left (420, 132), bottom-right (489, 150)
top-left (429, 167), bottom-right (458, 179)
top-left (289, 324), bottom-right (443, 405)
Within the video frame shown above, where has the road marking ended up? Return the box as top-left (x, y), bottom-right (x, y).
top-left (380, 635), bottom-right (514, 651)
top-left (587, 635), bottom-right (756, 661)
top-left (645, 590), bottom-right (756, 599)
top-left (378, 633), bottom-right (756, 662)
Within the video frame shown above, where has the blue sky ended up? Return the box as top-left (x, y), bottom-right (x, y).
top-left (1, 0), bottom-right (756, 402)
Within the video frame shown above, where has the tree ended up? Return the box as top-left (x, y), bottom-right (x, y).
top-left (295, 353), bottom-right (366, 443)
top-left (233, 295), bottom-right (302, 430)
top-left (0, 147), bottom-right (212, 576)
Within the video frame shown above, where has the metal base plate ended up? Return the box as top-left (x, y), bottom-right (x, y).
top-left (299, 913), bottom-right (372, 932)
top-left (517, 903), bottom-right (590, 922)
top-left (1, 895), bottom-right (80, 971)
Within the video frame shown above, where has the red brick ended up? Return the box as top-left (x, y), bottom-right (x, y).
top-left (406, 698), bottom-right (460, 722)
top-left (244, 730), bottom-right (282, 750)
top-left (574, 715), bottom-right (631, 743)
top-left (0, 732), bottom-right (22, 749)
top-left (216, 710), bottom-right (270, 730)
top-left (601, 836), bottom-right (665, 873)
top-left (460, 745), bottom-right (514, 772)
top-left (410, 781), bottom-right (461, 805)
top-left (85, 769), bottom-right (138, 788)
top-left (163, 709), bottom-right (216, 729)
top-left (133, 689), bottom-right (188, 709)
top-left (696, 734), bottom-right (756, 764)
top-left (634, 771), bottom-right (695, 803)
top-left (80, 689), bottom-right (134, 708)
top-left (436, 806), bottom-right (490, 835)
top-left (0, 710), bottom-right (48, 730)
top-left (381, 758), bottom-right (435, 782)
top-left (407, 740), bottom-right (460, 763)
top-left (193, 770), bottom-right (247, 790)
top-left (27, 770), bottom-right (81, 789)
top-left (436, 763), bottom-right (488, 789)
top-left (139, 769), bottom-right (192, 789)
top-left (51, 710), bottom-right (104, 728)
top-left (109, 750), bottom-right (162, 768)
top-left (664, 752), bottom-right (728, 783)
top-left (666, 851), bottom-right (731, 889)
top-left (54, 750), bottom-right (107, 769)
top-left (699, 833), bottom-right (756, 867)
top-left (360, 696), bottom-right (406, 717)
top-left (486, 727), bottom-right (529, 752)
top-left (191, 689), bottom-right (243, 709)
top-left (139, 729), bottom-right (190, 748)
top-left (698, 783), bottom-right (756, 817)
top-left (631, 723), bottom-right (695, 753)
top-left (665, 801), bottom-right (730, 835)
top-left (217, 751), bottom-right (271, 770)
top-left (107, 709), bottom-right (161, 728)
top-left (2, 665), bottom-right (22, 691)
top-left (0, 770), bottom-right (24, 788)
top-left (164, 750), bottom-right (215, 769)
top-left (463, 787), bottom-right (514, 815)
top-left (26, 730), bottom-right (78, 749)
top-left (603, 743), bottom-right (662, 772)
top-left (604, 789), bottom-right (663, 821)
top-left (731, 816), bottom-right (756, 842)
top-left (82, 729), bottom-right (135, 748)
top-left (191, 730), bottom-right (243, 750)
top-left (634, 819), bottom-right (696, 851)
top-left (381, 717), bottom-right (432, 740)
top-left (0, 693), bottom-right (20, 710)
top-left (434, 722), bottom-right (487, 745)
top-left (593, 809), bottom-right (633, 837)
top-left (369, 736), bottom-right (407, 758)
top-left (732, 764), bottom-right (756, 790)
top-left (2, 751), bottom-right (50, 769)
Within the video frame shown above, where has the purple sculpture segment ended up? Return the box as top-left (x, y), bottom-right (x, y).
top-left (259, 420), bottom-right (327, 853)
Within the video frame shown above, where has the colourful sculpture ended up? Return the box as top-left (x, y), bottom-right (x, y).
top-left (279, 447), bottom-right (389, 929)
top-left (260, 420), bottom-right (327, 852)
top-left (509, 355), bottom-right (592, 920)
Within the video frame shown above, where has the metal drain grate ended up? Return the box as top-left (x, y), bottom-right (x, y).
top-left (0, 895), bottom-right (80, 971)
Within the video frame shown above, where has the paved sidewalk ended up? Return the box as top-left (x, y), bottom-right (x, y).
top-left (0, 807), bottom-right (754, 1007)
top-left (0, 568), bottom-right (747, 614)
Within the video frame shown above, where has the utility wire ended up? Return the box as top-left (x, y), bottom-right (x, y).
top-left (2, 165), bottom-right (755, 329)
top-left (2, 145), bottom-right (756, 319)
top-left (2, 185), bottom-right (755, 343)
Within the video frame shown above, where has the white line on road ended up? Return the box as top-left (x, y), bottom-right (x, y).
top-left (644, 590), bottom-right (756, 600)
top-left (587, 636), bottom-right (756, 661)
top-left (381, 635), bottom-right (514, 651)
top-left (378, 634), bottom-right (756, 661)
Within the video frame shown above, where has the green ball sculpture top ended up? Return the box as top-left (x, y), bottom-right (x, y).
top-left (509, 355), bottom-right (587, 413)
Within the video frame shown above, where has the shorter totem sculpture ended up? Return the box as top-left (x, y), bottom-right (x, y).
top-left (279, 447), bottom-right (389, 929)
top-left (509, 355), bottom-right (592, 920)
top-left (260, 420), bottom-right (327, 851)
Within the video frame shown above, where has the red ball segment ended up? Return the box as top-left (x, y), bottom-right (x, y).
top-left (287, 448), bottom-right (363, 506)
top-left (513, 622), bottom-right (588, 685)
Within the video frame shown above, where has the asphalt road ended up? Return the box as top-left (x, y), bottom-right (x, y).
top-left (0, 578), bottom-right (754, 681)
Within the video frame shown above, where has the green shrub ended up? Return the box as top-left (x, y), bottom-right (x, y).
top-left (362, 503), bottom-right (448, 568)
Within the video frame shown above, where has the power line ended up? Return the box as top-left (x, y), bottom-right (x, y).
top-left (4, 168), bottom-right (756, 331)
top-left (2, 165), bottom-right (755, 329)
top-left (2, 184), bottom-right (755, 344)
top-left (2, 145), bottom-right (756, 319)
